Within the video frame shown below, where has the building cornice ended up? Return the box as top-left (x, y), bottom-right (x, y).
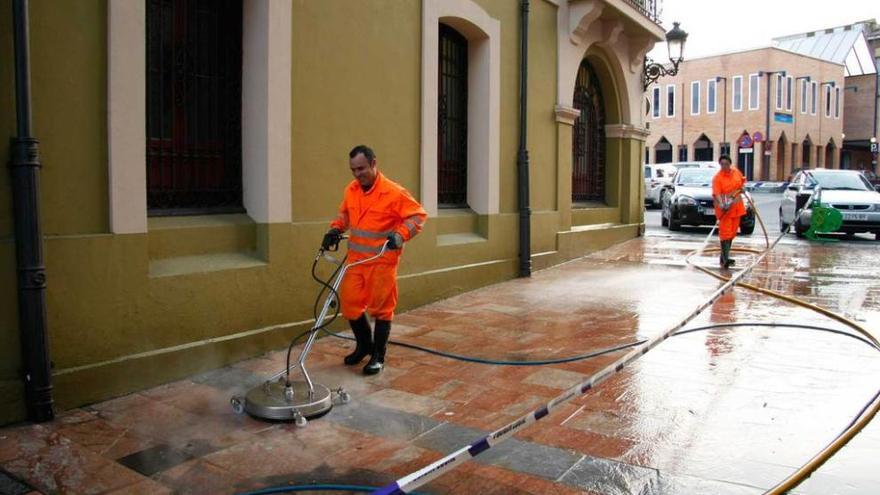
top-left (555, 105), bottom-right (581, 126)
top-left (605, 123), bottom-right (651, 140)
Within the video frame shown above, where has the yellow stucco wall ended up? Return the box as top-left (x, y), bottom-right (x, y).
top-left (0, 0), bottom-right (647, 425)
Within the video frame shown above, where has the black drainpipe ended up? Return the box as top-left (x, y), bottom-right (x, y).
top-left (517, 0), bottom-right (531, 277)
top-left (10, 0), bottom-right (54, 422)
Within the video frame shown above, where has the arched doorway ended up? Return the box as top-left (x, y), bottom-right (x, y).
top-left (776, 132), bottom-right (787, 180)
top-left (694, 134), bottom-right (713, 161)
top-left (572, 59), bottom-right (605, 202)
top-left (736, 131), bottom-right (754, 180)
top-left (802, 135), bottom-right (812, 168)
top-left (654, 137), bottom-right (672, 164)
top-left (825, 139), bottom-right (836, 169)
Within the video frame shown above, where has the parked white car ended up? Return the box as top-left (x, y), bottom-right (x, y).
top-left (644, 163), bottom-right (677, 208)
top-left (780, 169), bottom-right (880, 240)
top-left (669, 161), bottom-right (720, 170)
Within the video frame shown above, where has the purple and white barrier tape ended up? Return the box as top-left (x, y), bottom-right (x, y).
top-left (372, 219), bottom-right (794, 495)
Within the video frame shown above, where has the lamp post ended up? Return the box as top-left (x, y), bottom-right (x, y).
top-left (715, 76), bottom-right (728, 155)
top-left (759, 70), bottom-right (787, 180)
top-left (643, 22), bottom-right (688, 91)
top-left (871, 136), bottom-right (877, 172)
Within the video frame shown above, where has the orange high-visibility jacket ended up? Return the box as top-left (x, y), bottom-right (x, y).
top-left (712, 167), bottom-right (747, 219)
top-left (330, 172), bottom-right (427, 264)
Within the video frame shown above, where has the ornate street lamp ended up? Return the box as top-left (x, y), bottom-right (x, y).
top-left (643, 22), bottom-right (689, 90)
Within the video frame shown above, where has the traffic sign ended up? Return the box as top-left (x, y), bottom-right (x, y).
top-left (737, 134), bottom-right (752, 148)
top-left (739, 148), bottom-right (754, 154)
top-left (752, 131), bottom-right (764, 143)
top-left (871, 143), bottom-right (878, 153)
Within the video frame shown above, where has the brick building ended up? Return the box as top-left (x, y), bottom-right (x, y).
top-left (645, 47), bottom-right (844, 181)
top-left (775, 20), bottom-right (879, 174)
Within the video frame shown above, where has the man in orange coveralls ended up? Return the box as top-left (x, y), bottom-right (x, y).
top-left (321, 145), bottom-right (427, 375)
top-left (712, 154), bottom-right (747, 269)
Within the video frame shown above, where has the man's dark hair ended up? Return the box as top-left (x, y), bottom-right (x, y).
top-left (349, 145), bottom-right (376, 163)
top-left (718, 154), bottom-right (732, 163)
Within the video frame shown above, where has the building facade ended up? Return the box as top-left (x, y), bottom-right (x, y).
top-left (774, 20), bottom-right (880, 174)
top-left (0, 0), bottom-right (664, 424)
top-left (646, 47), bottom-right (845, 181)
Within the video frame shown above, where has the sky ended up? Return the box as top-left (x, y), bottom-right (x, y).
top-left (647, 0), bottom-right (880, 61)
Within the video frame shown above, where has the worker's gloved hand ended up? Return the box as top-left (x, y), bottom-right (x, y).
top-left (386, 232), bottom-right (404, 250)
top-left (322, 228), bottom-right (342, 250)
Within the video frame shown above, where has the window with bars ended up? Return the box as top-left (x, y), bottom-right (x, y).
top-left (437, 24), bottom-right (468, 208)
top-left (146, 0), bottom-right (243, 215)
top-left (572, 59), bottom-right (606, 203)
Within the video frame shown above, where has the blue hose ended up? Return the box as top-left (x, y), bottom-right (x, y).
top-left (237, 484), bottom-right (429, 495)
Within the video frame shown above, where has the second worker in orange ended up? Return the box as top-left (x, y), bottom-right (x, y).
top-left (712, 154), bottom-right (747, 269)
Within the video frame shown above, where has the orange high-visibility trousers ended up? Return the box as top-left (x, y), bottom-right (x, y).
top-left (340, 262), bottom-right (398, 321)
top-left (718, 214), bottom-right (742, 241)
top-left (713, 167), bottom-right (746, 242)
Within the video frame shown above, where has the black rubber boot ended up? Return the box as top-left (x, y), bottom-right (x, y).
top-left (719, 240), bottom-right (728, 267)
top-left (364, 319), bottom-right (390, 375)
top-left (721, 240), bottom-right (735, 269)
top-left (344, 314), bottom-right (373, 366)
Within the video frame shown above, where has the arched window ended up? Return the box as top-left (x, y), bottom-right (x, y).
top-left (438, 24), bottom-right (468, 208)
top-left (572, 59), bottom-right (605, 203)
top-left (654, 137), bottom-right (672, 164)
top-left (802, 136), bottom-right (812, 166)
top-left (146, 0), bottom-right (243, 214)
top-left (694, 134), bottom-right (713, 161)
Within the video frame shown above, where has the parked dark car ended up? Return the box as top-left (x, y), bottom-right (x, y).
top-left (661, 167), bottom-right (755, 234)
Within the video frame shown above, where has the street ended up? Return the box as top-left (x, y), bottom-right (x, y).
top-left (645, 192), bottom-right (879, 243)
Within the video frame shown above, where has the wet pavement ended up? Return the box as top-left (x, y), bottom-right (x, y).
top-left (2, 195), bottom-right (879, 494)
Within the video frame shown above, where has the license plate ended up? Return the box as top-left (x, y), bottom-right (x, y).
top-left (701, 207), bottom-right (715, 216)
top-left (843, 213), bottom-right (868, 221)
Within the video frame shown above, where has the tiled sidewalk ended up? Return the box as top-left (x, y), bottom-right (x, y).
top-left (2, 234), bottom-right (879, 494)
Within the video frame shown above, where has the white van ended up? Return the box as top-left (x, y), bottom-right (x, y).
top-left (644, 163), bottom-right (677, 207)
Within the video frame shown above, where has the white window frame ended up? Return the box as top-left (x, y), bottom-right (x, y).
top-left (748, 73), bottom-right (760, 111)
top-left (107, 0), bottom-right (293, 233)
top-left (732, 75), bottom-right (743, 112)
top-left (651, 86), bottom-right (661, 119)
top-left (811, 81), bottom-right (818, 115)
top-left (706, 78), bottom-right (717, 114)
top-left (666, 84), bottom-right (676, 118)
top-left (421, 0), bottom-right (500, 216)
top-left (690, 80), bottom-right (700, 116)
top-left (785, 76), bottom-right (793, 112)
top-left (775, 74), bottom-right (783, 110)
top-left (730, 76), bottom-right (744, 112)
top-left (800, 79), bottom-right (808, 114)
top-left (834, 87), bottom-right (840, 119)
top-left (824, 84), bottom-right (832, 118)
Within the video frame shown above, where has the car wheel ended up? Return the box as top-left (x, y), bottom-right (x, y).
top-left (795, 223), bottom-right (807, 239)
top-left (875, 232), bottom-right (880, 241)
top-left (740, 223), bottom-right (755, 235)
top-left (778, 208), bottom-right (789, 233)
top-left (661, 210), bottom-right (668, 227)
top-left (668, 209), bottom-right (682, 231)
